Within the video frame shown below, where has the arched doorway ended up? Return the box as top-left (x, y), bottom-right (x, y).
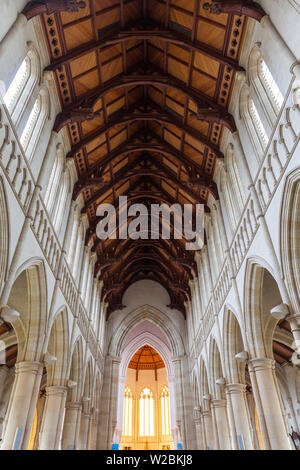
top-left (120, 345), bottom-right (174, 451)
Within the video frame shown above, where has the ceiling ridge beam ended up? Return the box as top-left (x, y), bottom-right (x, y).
top-left (44, 25), bottom-right (244, 73)
top-left (80, 158), bottom-right (208, 214)
top-left (53, 71), bottom-right (236, 133)
top-left (66, 107), bottom-right (224, 160)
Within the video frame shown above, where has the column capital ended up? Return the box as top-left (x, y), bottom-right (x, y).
top-left (211, 398), bottom-right (227, 409)
top-left (225, 383), bottom-right (246, 395)
top-left (248, 357), bottom-right (275, 372)
top-left (288, 312), bottom-right (300, 326)
top-left (65, 401), bottom-right (82, 411)
top-left (15, 361), bottom-right (44, 376)
top-left (202, 409), bottom-right (211, 418)
top-left (45, 385), bottom-right (68, 397)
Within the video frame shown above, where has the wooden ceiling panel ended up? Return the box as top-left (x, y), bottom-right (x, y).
top-left (169, 8), bottom-right (193, 32)
top-left (168, 57), bottom-right (188, 83)
top-left (196, 20), bottom-right (226, 50)
top-left (74, 68), bottom-right (99, 96)
top-left (148, 0), bottom-right (166, 24)
top-left (81, 114), bottom-right (104, 134)
top-left (64, 19), bottom-right (94, 50)
top-left (191, 69), bottom-right (216, 97)
top-left (193, 51), bottom-right (220, 78)
top-left (101, 57), bottom-right (123, 82)
top-left (95, 8), bottom-right (120, 32)
top-left (37, 0), bottom-right (253, 316)
top-left (199, 0), bottom-right (228, 25)
top-left (70, 51), bottom-right (98, 78)
top-left (61, 3), bottom-right (91, 24)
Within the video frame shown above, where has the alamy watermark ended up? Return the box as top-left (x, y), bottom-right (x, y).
top-left (96, 196), bottom-right (204, 251)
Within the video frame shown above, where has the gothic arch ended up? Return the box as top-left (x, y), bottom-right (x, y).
top-left (280, 167), bottom-right (300, 313)
top-left (68, 335), bottom-right (84, 402)
top-left (45, 307), bottom-right (69, 387)
top-left (222, 307), bottom-right (246, 383)
top-left (108, 304), bottom-right (185, 359)
top-left (0, 177), bottom-right (9, 296)
top-left (244, 257), bottom-right (284, 358)
top-left (6, 258), bottom-right (47, 362)
top-left (199, 356), bottom-right (210, 407)
top-left (208, 336), bottom-right (225, 399)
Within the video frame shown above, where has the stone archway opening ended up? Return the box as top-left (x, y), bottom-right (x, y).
top-left (120, 344), bottom-right (175, 451)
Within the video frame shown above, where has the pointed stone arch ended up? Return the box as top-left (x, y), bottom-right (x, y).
top-left (280, 167), bottom-right (300, 313)
top-left (6, 258), bottom-right (47, 362)
top-left (244, 257), bottom-right (283, 358)
top-left (108, 305), bottom-right (185, 359)
top-left (45, 307), bottom-right (69, 387)
top-left (0, 177), bottom-right (9, 297)
top-left (222, 307), bottom-right (246, 383)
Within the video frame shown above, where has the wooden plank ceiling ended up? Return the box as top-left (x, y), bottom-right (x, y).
top-left (24, 0), bottom-right (268, 317)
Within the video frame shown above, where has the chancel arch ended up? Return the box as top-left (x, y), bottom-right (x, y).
top-left (0, 259), bottom-right (47, 450)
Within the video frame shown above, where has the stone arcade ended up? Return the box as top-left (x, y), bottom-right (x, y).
top-left (0, 0), bottom-right (299, 451)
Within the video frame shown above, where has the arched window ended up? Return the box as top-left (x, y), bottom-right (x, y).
top-left (221, 145), bottom-right (246, 230)
top-left (161, 386), bottom-right (171, 436)
top-left (44, 147), bottom-right (70, 232)
top-left (240, 85), bottom-right (268, 162)
top-left (20, 89), bottom-right (49, 160)
top-left (3, 48), bottom-right (40, 126)
top-left (44, 148), bottom-right (64, 213)
top-left (52, 169), bottom-right (70, 232)
top-left (139, 387), bottom-right (154, 437)
top-left (258, 58), bottom-right (284, 112)
top-left (249, 47), bottom-right (284, 128)
top-left (248, 97), bottom-right (268, 148)
top-left (71, 221), bottom-right (84, 280)
top-left (123, 386), bottom-right (133, 437)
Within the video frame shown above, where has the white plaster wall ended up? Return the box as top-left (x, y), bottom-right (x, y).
top-left (106, 280), bottom-right (187, 354)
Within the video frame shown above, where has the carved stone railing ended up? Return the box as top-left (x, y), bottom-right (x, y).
top-left (60, 257), bottom-right (78, 313)
top-left (254, 85), bottom-right (300, 212)
top-left (214, 257), bottom-right (232, 312)
top-left (0, 98), bottom-right (102, 368)
top-left (202, 299), bottom-right (215, 340)
top-left (194, 72), bottom-right (300, 346)
top-left (229, 194), bottom-right (259, 275)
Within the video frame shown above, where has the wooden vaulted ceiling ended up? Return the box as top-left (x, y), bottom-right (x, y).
top-left (129, 345), bottom-right (165, 370)
top-left (24, 0), bottom-right (267, 316)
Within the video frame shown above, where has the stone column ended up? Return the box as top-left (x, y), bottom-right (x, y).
top-left (288, 314), bottom-right (300, 356)
top-left (193, 407), bottom-right (204, 450)
top-left (201, 409), bottom-right (214, 450)
top-left (1, 361), bottom-right (43, 450)
top-left (89, 408), bottom-right (99, 450)
top-left (211, 399), bottom-right (231, 450)
top-left (248, 358), bottom-right (292, 450)
top-left (78, 412), bottom-right (92, 450)
top-left (226, 383), bottom-right (254, 450)
top-left (39, 386), bottom-right (67, 450)
top-left (0, 366), bottom-right (11, 439)
top-left (97, 356), bottom-right (121, 449)
top-left (61, 401), bottom-right (82, 450)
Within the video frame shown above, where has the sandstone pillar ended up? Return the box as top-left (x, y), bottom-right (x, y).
top-left (78, 412), bottom-right (92, 450)
top-left (1, 361), bottom-right (43, 449)
top-left (226, 383), bottom-right (254, 450)
top-left (39, 386), bottom-right (67, 450)
top-left (202, 409), bottom-right (214, 450)
top-left (248, 358), bottom-right (292, 450)
top-left (211, 399), bottom-right (231, 450)
top-left (61, 401), bottom-right (82, 450)
top-left (193, 407), bottom-right (204, 450)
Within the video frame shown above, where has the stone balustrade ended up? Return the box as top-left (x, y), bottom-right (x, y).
top-left (0, 97), bottom-right (102, 368)
top-left (194, 72), bottom-right (300, 342)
